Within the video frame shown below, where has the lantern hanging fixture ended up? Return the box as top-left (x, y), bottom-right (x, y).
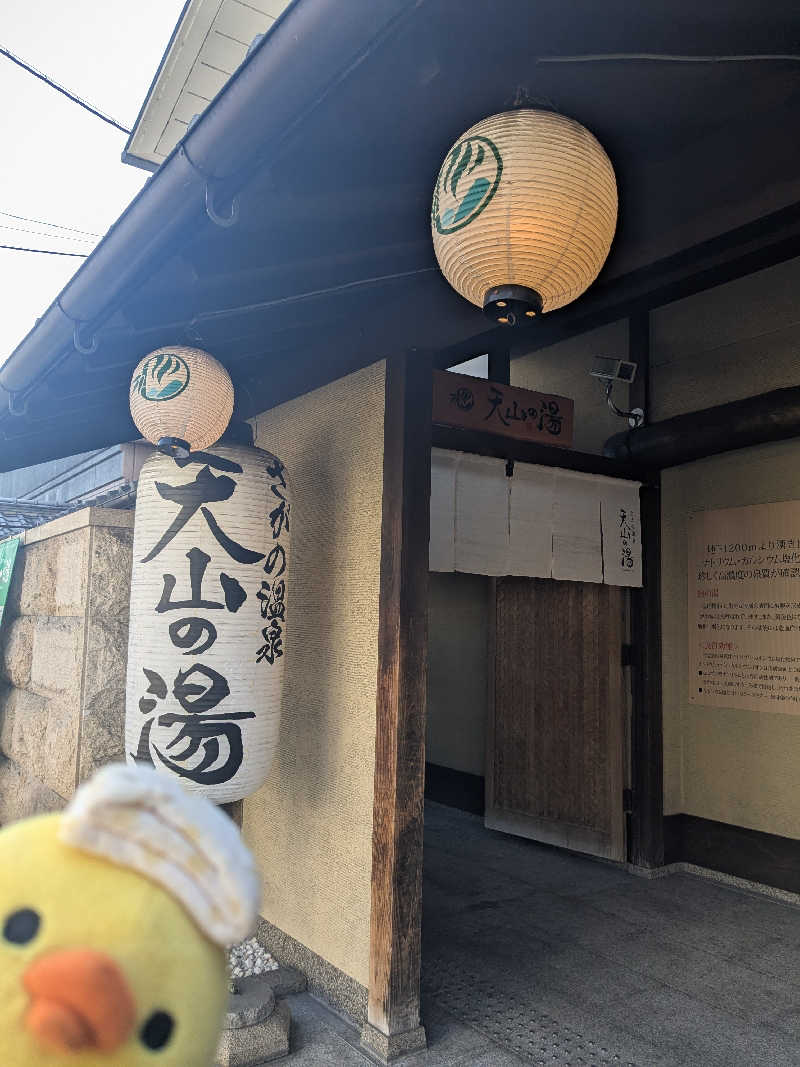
top-left (431, 109), bottom-right (618, 325)
top-left (129, 346), bottom-right (234, 458)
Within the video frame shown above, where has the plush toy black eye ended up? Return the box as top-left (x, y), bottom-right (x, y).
top-left (3, 908), bottom-right (40, 944)
top-left (140, 1011), bottom-right (175, 1050)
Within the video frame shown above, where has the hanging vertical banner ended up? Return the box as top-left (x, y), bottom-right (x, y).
top-left (429, 450), bottom-right (458, 572)
top-left (125, 445), bottom-right (291, 803)
top-left (0, 537), bottom-right (20, 630)
top-left (601, 482), bottom-right (643, 588)
top-left (689, 501), bottom-right (800, 715)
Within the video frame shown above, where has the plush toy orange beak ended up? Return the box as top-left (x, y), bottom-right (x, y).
top-left (23, 949), bottom-right (136, 1053)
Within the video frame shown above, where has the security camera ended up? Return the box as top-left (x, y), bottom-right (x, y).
top-left (589, 356), bottom-right (637, 384)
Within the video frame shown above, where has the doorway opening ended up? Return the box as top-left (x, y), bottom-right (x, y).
top-left (425, 571), bottom-right (630, 860)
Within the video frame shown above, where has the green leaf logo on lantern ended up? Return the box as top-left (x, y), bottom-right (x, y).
top-left (131, 352), bottom-right (191, 403)
top-left (432, 135), bottom-right (503, 235)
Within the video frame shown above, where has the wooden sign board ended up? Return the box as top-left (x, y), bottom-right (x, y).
top-left (432, 370), bottom-right (574, 448)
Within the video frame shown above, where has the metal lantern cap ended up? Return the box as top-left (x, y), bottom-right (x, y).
top-left (431, 109), bottom-right (618, 323)
top-left (129, 346), bottom-right (234, 454)
top-left (484, 285), bottom-right (543, 326)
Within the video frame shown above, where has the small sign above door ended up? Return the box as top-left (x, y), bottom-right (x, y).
top-left (433, 370), bottom-right (574, 448)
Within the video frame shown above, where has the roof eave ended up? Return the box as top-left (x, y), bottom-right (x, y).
top-left (0, 0), bottom-right (419, 407)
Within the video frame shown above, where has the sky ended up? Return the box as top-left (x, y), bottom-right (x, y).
top-left (0, 0), bottom-right (187, 368)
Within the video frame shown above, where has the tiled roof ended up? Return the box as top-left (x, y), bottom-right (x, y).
top-left (0, 483), bottom-right (136, 541)
top-left (0, 499), bottom-right (71, 541)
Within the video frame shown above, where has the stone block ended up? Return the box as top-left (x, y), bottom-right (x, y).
top-left (360, 1022), bottom-right (427, 1063)
top-left (29, 616), bottom-right (84, 698)
top-left (237, 968), bottom-right (306, 1001)
top-left (55, 534), bottom-right (90, 616)
top-left (0, 686), bottom-right (49, 773)
top-left (74, 525), bottom-right (133, 783)
top-left (225, 986), bottom-right (276, 1029)
top-left (87, 526), bottom-right (133, 619)
top-left (37, 696), bottom-right (80, 800)
top-left (216, 999), bottom-right (290, 1066)
top-left (0, 755), bottom-right (65, 825)
top-left (78, 615), bottom-right (128, 783)
top-left (15, 530), bottom-right (89, 618)
top-left (0, 616), bottom-right (34, 688)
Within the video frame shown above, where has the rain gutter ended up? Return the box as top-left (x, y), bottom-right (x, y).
top-left (0, 0), bottom-right (421, 414)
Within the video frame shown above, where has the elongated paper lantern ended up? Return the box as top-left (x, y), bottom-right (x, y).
top-left (431, 109), bottom-right (617, 324)
top-left (125, 443), bottom-right (290, 804)
top-left (130, 346), bottom-right (234, 457)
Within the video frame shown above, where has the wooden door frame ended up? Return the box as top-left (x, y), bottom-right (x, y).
top-left (432, 417), bottom-right (664, 869)
top-left (364, 348), bottom-right (664, 1061)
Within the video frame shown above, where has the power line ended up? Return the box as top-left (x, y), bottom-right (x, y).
top-left (0, 210), bottom-right (100, 238)
top-left (0, 45), bottom-right (131, 135)
top-left (0, 244), bottom-right (88, 258)
top-left (0, 223), bottom-right (96, 243)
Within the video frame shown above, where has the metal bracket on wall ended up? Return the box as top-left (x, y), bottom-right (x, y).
top-left (6, 390), bottom-right (29, 416)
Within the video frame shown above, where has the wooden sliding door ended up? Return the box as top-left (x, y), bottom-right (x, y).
top-left (486, 577), bottom-right (626, 861)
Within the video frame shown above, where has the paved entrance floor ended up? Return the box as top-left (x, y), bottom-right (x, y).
top-left (280, 802), bottom-right (800, 1064)
top-left (420, 802), bottom-right (800, 1066)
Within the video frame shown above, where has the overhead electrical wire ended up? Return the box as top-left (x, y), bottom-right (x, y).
top-left (0, 45), bottom-right (131, 134)
top-left (0, 244), bottom-right (88, 258)
top-left (0, 210), bottom-right (100, 238)
top-left (0, 223), bottom-right (96, 243)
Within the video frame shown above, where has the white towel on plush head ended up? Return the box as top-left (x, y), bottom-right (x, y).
top-left (59, 763), bottom-right (260, 947)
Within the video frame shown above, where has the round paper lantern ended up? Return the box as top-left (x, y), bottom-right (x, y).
top-left (125, 443), bottom-right (291, 804)
top-left (431, 109), bottom-right (617, 324)
top-left (129, 346), bottom-right (234, 457)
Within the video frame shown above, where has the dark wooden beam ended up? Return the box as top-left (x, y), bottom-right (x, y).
top-left (627, 312), bottom-right (650, 420)
top-left (363, 352), bottom-right (431, 1062)
top-left (629, 477), bottom-right (664, 868)
top-left (437, 202), bottom-right (800, 368)
top-left (432, 424), bottom-right (649, 483)
top-left (487, 346), bottom-right (511, 386)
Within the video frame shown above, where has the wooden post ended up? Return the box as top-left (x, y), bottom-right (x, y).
top-left (629, 479), bottom-right (664, 867)
top-left (362, 352), bottom-right (431, 1062)
top-left (628, 313), bottom-right (665, 868)
top-left (487, 344), bottom-right (511, 386)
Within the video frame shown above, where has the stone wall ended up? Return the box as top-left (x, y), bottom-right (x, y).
top-left (0, 508), bottom-right (134, 823)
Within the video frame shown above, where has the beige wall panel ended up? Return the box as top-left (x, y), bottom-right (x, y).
top-left (662, 439), bottom-right (800, 836)
top-left (426, 572), bottom-right (488, 776)
top-left (243, 361), bottom-right (386, 987)
top-left (511, 320), bottom-right (629, 455)
top-left (651, 257), bottom-right (800, 421)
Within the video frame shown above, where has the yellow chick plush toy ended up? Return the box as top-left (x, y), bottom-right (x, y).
top-left (0, 763), bottom-right (260, 1067)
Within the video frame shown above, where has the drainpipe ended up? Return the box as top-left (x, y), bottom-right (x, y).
top-left (603, 385), bottom-right (800, 469)
top-left (0, 0), bottom-right (419, 411)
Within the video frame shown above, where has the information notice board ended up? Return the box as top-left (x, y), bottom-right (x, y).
top-left (689, 501), bottom-right (800, 714)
